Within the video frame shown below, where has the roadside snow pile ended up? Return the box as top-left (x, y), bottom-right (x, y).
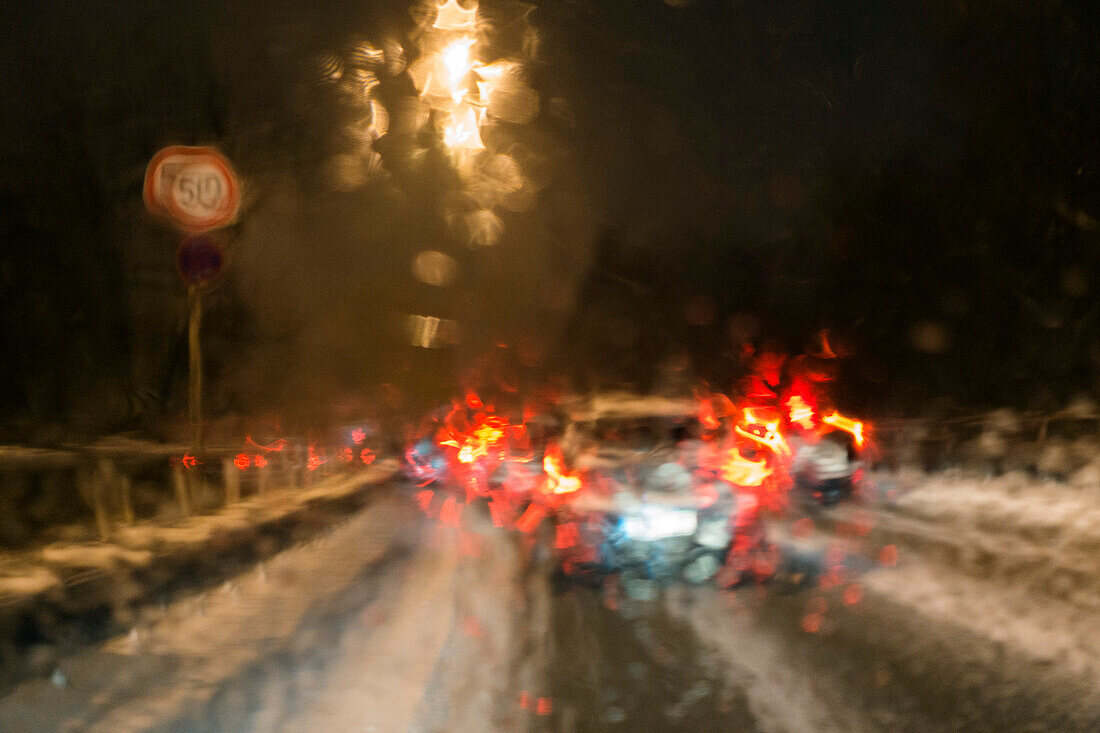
top-left (890, 472), bottom-right (1100, 559)
top-left (0, 462), bottom-right (398, 691)
top-left (40, 545), bottom-right (153, 569)
top-left (0, 564), bottom-right (61, 599)
top-left (863, 560), bottom-right (1100, 681)
top-left (0, 495), bottom-right (419, 733)
top-left (857, 468), bottom-right (1100, 616)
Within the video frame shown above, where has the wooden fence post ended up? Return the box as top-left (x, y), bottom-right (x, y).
top-left (284, 456), bottom-right (297, 491)
top-left (223, 458), bottom-right (240, 504)
top-left (257, 461), bottom-right (270, 496)
top-left (172, 465), bottom-right (193, 517)
top-left (77, 464), bottom-right (111, 541)
top-left (118, 473), bottom-right (135, 525)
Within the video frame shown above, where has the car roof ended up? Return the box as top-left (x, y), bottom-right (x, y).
top-left (566, 393), bottom-right (697, 423)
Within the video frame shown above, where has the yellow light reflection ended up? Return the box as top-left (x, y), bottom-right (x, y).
top-left (440, 36), bottom-right (476, 103)
top-left (434, 0), bottom-right (477, 31)
top-left (442, 105), bottom-right (484, 150)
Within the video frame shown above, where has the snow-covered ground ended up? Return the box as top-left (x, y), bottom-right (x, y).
top-left (0, 461), bottom-right (398, 691)
top-left (0, 491), bottom-right (423, 731)
top-left (1, 463), bottom-right (1099, 731)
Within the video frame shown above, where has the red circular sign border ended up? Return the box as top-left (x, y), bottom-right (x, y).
top-left (144, 146), bottom-right (241, 232)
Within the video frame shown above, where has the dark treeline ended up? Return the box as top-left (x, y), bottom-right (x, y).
top-left (553, 0), bottom-right (1100, 413)
top-left (1, 0), bottom-right (1098, 442)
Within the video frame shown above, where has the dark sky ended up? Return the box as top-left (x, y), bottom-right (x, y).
top-left (1, 0), bottom-right (1098, 438)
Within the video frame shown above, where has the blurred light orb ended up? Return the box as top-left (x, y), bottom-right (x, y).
top-left (508, 145), bottom-right (552, 191)
top-left (393, 97), bottom-right (430, 135)
top-left (347, 108), bottom-right (385, 152)
top-left (383, 39), bottom-right (406, 77)
top-left (326, 154), bottom-right (367, 191)
top-left (441, 37), bottom-right (477, 96)
top-left (406, 314), bottom-right (461, 348)
top-left (341, 68), bottom-right (378, 106)
top-left (412, 250), bottom-right (458, 286)
top-left (476, 61), bottom-right (539, 124)
top-left (407, 56), bottom-right (435, 97)
top-left (465, 209), bottom-right (503, 247)
top-left (522, 26), bottom-right (541, 60)
top-left (348, 41), bottom-right (384, 69)
top-left (363, 151), bottom-right (386, 183)
top-left (315, 52), bottom-right (343, 82)
top-left (499, 186), bottom-right (537, 212)
top-left (434, 0), bottom-right (478, 31)
top-left (474, 59), bottom-right (515, 82)
top-left (413, 35), bottom-right (479, 107)
top-left (442, 105), bottom-right (484, 150)
top-left (910, 321), bottom-right (950, 353)
top-left (483, 155), bottom-right (524, 194)
top-left (489, 82), bottom-right (539, 124)
top-left (369, 100), bottom-right (389, 137)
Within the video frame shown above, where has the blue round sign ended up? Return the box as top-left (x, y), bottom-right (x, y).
top-left (176, 235), bottom-right (225, 287)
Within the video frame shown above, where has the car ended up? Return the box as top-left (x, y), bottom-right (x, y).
top-left (790, 429), bottom-right (864, 506)
top-left (552, 409), bottom-right (740, 590)
top-left (559, 392), bottom-right (699, 469)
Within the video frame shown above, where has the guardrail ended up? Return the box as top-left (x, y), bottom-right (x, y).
top-left (0, 441), bottom-right (376, 548)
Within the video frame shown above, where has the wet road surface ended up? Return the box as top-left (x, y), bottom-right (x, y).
top-left (2, 483), bottom-right (1099, 732)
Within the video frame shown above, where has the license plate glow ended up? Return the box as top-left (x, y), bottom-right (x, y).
top-left (622, 507), bottom-right (697, 541)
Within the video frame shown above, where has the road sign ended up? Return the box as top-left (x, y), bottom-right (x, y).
top-left (144, 146), bottom-right (241, 232)
top-left (176, 235), bottom-right (225, 288)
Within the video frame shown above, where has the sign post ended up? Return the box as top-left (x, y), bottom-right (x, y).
top-left (145, 146), bottom-right (239, 464)
top-left (176, 234), bottom-right (226, 456)
top-left (188, 285), bottom-right (203, 455)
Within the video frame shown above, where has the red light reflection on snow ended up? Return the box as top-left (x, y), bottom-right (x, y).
top-left (458, 531), bottom-right (482, 556)
top-left (554, 522), bottom-right (579, 549)
top-left (440, 495), bottom-right (462, 527)
top-left (307, 445), bottom-right (326, 472)
top-left (462, 615), bottom-right (485, 638)
top-left (791, 517), bottom-right (815, 538)
top-left (515, 504), bottom-right (547, 534)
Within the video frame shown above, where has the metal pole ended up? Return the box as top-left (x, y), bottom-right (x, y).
top-left (188, 285), bottom-right (203, 456)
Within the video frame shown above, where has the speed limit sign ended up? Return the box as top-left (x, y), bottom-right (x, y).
top-left (144, 146), bottom-right (241, 232)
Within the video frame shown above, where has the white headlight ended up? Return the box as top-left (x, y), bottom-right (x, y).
top-left (622, 506), bottom-right (697, 541)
